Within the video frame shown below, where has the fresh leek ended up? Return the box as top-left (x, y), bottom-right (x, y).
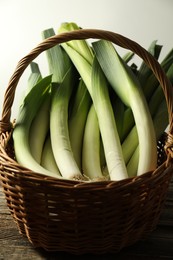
top-left (59, 22), bottom-right (128, 180)
top-left (82, 104), bottom-right (105, 180)
top-left (92, 40), bottom-right (157, 175)
top-left (29, 94), bottom-right (50, 163)
top-left (50, 67), bottom-right (85, 180)
top-left (41, 135), bottom-right (61, 175)
top-left (13, 75), bottom-right (60, 178)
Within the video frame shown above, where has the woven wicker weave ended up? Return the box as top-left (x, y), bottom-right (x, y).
top-left (0, 29), bottom-right (173, 254)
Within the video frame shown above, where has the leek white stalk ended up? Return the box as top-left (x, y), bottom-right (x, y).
top-left (91, 57), bottom-right (128, 180)
top-left (50, 67), bottom-right (85, 180)
top-left (127, 146), bottom-right (139, 178)
top-left (121, 107), bottom-right (134, 142)
top-left (82, 104), bottom-right (105, 180)
top-left (29, 94), bottom-right (50, 163)
top-left (93, 40), bottom-right (157, 175)
top-left (13, 75), bottom-right (60, 178)
top-left (122, 126), bottom-right (138, 165)
top-left (42, 27), bottom-right (86, 180)
top-left (41, 135), bottom-right (61, 175)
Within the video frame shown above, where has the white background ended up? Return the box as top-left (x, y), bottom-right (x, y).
top-left (0, 0), bottom-right (173, 119)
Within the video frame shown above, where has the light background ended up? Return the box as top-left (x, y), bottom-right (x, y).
top-left (0, 0), bottom-right (173, 118)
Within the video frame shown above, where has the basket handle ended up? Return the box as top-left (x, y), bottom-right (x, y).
top-left (1, 29), bottom-right (173, 142)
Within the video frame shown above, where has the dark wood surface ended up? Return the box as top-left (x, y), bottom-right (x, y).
top-left (1, 181), bottom-right (173, 260)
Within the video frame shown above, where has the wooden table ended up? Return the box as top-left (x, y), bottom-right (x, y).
top-left (1, 182), bottom-right (173, 260)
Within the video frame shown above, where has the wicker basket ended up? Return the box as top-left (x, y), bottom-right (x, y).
top-left (0, 29), bottom-right (173, 254)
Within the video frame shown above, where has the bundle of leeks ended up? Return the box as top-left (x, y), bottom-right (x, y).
top-left (13, 22), bottom-right (173, 181)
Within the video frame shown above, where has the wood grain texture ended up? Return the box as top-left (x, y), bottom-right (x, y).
top-left (0, 183), bottom-right (173, 260)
